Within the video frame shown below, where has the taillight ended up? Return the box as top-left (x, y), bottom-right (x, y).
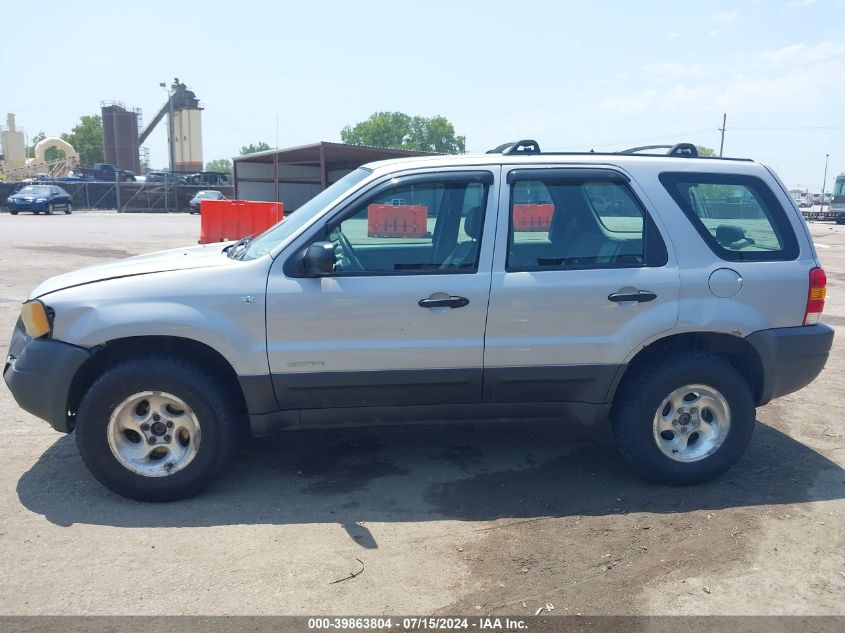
top-left (804, 267), bottom-right (827, 325)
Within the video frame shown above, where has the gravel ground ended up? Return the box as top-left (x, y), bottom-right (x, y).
top-left (0, 211), bottom-right (842, 616)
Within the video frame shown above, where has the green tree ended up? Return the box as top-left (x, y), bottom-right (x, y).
top-left (27, 131), bottom-right (45, 158)
top-left (61, 115), bottom-right (104, 166)
top-left (240, 142), bottom-right (272, 155)
top-left (341, 111), bottom-right (465, 154)
top-left (696, 145), bottom-right (717, 157)
top-left (205, 158), bottom-right (233, 178)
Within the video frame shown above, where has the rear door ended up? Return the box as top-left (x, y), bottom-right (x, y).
top-left (483, 166), bottom-right (680, 404)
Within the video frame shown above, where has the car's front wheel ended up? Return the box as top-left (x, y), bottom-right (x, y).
top-left (9, 209), bottom-right (18, 215)
top-left (65, 203), bottom-right (73, 214)
top-left (612, 352), bottom-right (755, 484)
top-left (46, 203), bottom-right (54, 215)
top-left (75, 357), bottom-right (241, 501)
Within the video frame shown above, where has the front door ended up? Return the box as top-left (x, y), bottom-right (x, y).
top-left (266, 169), bottom-right (499, 409)
top-left (483, 166), bottom-right (680, 403)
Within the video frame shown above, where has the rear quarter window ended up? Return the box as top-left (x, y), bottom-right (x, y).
top-left (659, 172), bottom-right (799, 261)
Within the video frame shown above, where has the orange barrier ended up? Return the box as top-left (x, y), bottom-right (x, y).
top-left (513, 203), bottom-right (554, 231)
top-left (367, 204), bottom-right (429, 238)
top-left (199, 200), bottom-right (285, 244)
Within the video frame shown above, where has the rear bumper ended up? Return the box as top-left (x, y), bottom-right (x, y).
top-left (4, 320), bottom-right (91, 432)
top-left (746, 324), bottom-right (834, 405)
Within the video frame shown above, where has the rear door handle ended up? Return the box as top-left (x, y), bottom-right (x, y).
top-left (608, 290), bottom-right (657, 303)
top-left (418, 296), bottom-right (470, 309)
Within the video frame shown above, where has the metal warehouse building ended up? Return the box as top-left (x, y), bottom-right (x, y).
top-left (233, 142), bottom-right (434, 212)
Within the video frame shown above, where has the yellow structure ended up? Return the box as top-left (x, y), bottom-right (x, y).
top-left (0, 113), bottom-right (78, 180)
top-left (171, 107), bottom-right (203, 172)
top-left (1, 113), bottom-right (27, 173)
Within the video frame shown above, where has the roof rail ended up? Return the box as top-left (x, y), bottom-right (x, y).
top-left (482, 139), bottom-right (739, 160)
top-left (621, 143), bottom-right (699, 157)
top-left (486, 139), bottom-right (542, 155)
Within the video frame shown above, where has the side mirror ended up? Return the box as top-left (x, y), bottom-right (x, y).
top-left (302, 241), bottom-right (336, 276)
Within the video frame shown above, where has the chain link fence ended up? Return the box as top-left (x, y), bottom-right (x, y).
top-left (0, 181), bottom-right (234, 212)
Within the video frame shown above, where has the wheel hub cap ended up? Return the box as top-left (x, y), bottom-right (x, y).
top-left (652, 384), bottom-right (731, 463)
top-left (107, 391), bottom-right (201, 477)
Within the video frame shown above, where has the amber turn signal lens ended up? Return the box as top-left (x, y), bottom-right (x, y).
top-left (21, 300), bottom-right (51, 339)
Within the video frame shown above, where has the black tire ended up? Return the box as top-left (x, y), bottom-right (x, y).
top-left (46, 203), bottom-right (54, 215)
top-left (75, 357), bottom-right (241, 501)
top-left (611, 352), bottom-right (755, 485)
top-left (9, 209), bottom-right (18, 215)
top-left (65, 203), bottom-right (73, 214)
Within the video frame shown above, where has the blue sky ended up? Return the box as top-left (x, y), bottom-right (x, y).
top-left (3, 0), bottom-right (844, 190)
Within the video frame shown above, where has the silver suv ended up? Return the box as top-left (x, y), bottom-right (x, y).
top-left (4, 141), bottom-right (834, 501)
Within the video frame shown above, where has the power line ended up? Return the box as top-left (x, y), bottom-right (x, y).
top-left (554, 127), bottom-right (715, 151)
top-left (730, 126), bottom-right (845, 131)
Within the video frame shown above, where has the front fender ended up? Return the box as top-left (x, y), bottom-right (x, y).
top-left (41, 262), bottom-right (271, 377)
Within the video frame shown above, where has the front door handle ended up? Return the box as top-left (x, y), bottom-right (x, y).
top-left (418, 296), bottom-right (470, 309)
top-left (608, 290), bottom-right (657, 303)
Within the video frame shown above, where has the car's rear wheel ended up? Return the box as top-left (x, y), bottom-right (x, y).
top-left (75, 357), bottom-right (241, 501)
top-left (9, 209), bottom-right (18, 215)
top-left (612, 352), bottom-right (755, 484)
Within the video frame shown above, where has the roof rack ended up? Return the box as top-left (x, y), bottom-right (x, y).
top-left (486, 139), bottom-right (707, 159)
top-left (486, 139), bottom-right (542, 155)
top-left (620, 143), bottom-right (698, 157)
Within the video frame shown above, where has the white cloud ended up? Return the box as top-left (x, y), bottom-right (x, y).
top-left (586, 56), bottom-right (844, 119)
top-left (708, 29), bottom-right (721, 37)
top-left (667, 31), bottom-right (679, 38)
top-left (713, 11), bottom-right (738, 21)
top-left (642, 62), bottom-right (704, 78)
top-left (759, 41), bottom-right (845, 65)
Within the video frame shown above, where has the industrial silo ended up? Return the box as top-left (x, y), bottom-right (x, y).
top-left (101, 102), bottom-right (141, 173)
top-left (169, 80), bottom-right (203, 173)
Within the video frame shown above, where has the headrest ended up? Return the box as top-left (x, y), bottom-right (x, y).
top-left (464, 206), bottom-right (482, 240)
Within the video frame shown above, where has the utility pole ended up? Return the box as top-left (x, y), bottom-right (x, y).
top-left (820, 153), bottom-right (829, 213)
top-left (718, 113), bottom-right (727, 157)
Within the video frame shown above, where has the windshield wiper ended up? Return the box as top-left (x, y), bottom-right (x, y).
top-left (226, 234), bottom-right (255, 259)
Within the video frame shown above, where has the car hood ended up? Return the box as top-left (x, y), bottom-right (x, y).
top-left (31, 242), bottom-right (236, 298)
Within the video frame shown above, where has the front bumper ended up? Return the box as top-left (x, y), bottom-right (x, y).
top-left (8, 200), bottom-right (48, 211)
top-left (746, 324), bottom-right (834, 405)
top-left (4, 319), bottom-right (92, 432)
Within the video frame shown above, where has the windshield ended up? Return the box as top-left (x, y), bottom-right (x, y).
top-left (197, 191), bottom-right (220, 198)
top-left (834, 179), bottom-right (845, 198)
top-left (18, 186), bottom-right (51, 195)
top-left (239, 167), bottom-right (372, 261)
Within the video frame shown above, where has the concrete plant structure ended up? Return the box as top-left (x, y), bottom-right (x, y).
top-left (1, 113), bottom-right (78, 180)
top-left (0, 113), bottom-right (27, 176)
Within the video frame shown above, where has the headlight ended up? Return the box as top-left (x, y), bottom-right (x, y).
top-left (20, 300), bottom-right (52, 339)
top-left (35, 198), bottom-right (47, 203)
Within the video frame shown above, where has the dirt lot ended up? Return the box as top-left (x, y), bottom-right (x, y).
top-left (0, 212), bottom-right (842, 616)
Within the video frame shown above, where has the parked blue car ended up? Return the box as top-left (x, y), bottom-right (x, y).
top-left (6, 185), bottom-right (73, 215)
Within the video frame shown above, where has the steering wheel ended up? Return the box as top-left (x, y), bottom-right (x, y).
top-left (332, 228), bottom-right (364, 272)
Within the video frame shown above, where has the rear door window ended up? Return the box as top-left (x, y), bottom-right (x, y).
top-left (506, 172), bottom-right (667, 272)
top-left (659, 173), bottom-right (798, 261)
